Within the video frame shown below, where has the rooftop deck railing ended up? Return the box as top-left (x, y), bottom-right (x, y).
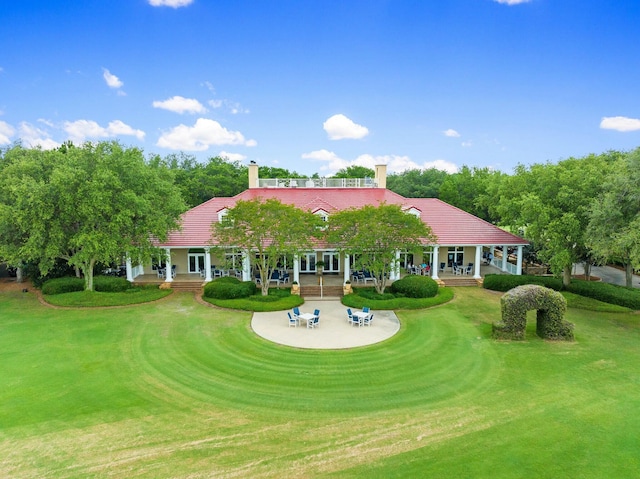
top-left (257, 177), bottom-right (377, 188)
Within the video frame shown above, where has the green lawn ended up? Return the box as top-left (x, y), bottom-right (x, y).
top-left (1, 287), bottom-right (639, 478)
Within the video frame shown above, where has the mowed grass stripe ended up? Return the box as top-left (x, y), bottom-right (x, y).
top-left (122, 296), bottom-right (499, 415)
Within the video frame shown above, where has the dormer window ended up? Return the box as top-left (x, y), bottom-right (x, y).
top-left (315, 209), bottom-right (329, 222)
top-left (218, 208), bottom-right (230, 225)
top-left (405, 207), bottom-right (421, 218)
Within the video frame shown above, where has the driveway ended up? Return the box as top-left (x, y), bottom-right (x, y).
top-left (572, 264), bottom-right (640, 288)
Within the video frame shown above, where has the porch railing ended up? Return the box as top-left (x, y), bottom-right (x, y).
top-left (258, 177), bottom-right (377, 188)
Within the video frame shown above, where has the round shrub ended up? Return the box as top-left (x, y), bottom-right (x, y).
top-left (203, 277), bottom-right (257, 299)
top-left (390, 275), bottom-right (438, 298)
top-left (41, 277), bottom-right (84, 295)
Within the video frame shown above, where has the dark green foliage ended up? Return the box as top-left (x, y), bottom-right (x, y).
top-left (353, 287), bottom-right (396, 301)
top-left (390, 275), bottom-right (439, 298)
top-left (566, 280), bottom-right (640, 310)
top-left (24, 260), bottom-right (76, 288)
top-left (42, 277), bottom-right (84, 295)
top-left (483, 274), bottom-right (563, 292)
top-left (343, 286), bottom-right (454, 310)
top-left (92, 276), bottom-right (132, 293)
top-left (203, 277), bottom-right (257, 299)
top-left (42, 275), bottom-right (132, 295)
top-left (484, 274), bottom-right (640, 311)
top-left (493, 284), bottom-right (574, 341)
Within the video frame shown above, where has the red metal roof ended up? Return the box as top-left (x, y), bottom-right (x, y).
top-left (159, 187), bottom-right (527, 247)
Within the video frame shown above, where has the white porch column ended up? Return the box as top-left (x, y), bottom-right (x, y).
top-left (490, 246), bottom-right (495, 266)
top-left (516, 245), bottom-right (523, 275)
top-left (474, 246), bottom-right (482, 279)
top-left (204, 247), bottom-right (212, 282)
top-left (431, 246), bottom-right (440, 280)
top-left (293, 254), bottom-right (300, 284)
top-left (125, 255), bottom-right (133, 282)
top-left (501, 245), bottom-right (508, 272)
top-left (242, 249), bottom-right (251, 281)
top-left (164, 248), bottom-right (173, 282)
top-left (390, 250), bottom-right (401, 280)
top-left (343, 254), bottom-right (350, 284)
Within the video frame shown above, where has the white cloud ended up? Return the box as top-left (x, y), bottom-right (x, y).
top-left (18, 121), bottom-right (59, 149)
top-left (102, 68), bottom-right (123, 89)
top-left (148, 0), bottom-right (193, 7)
top-left (156, 118), bottom-right (255, 151)
top-left (153, 96), bottom-right (207, 114)
top-left (218, 151), bottom-right (247, 162)
top-left (302, 150), bottom-right (459, 175)
top-left (444, 129), bottom-right (460, 137)
top-left (461, 140), bottom-right (473, 148)
top-left (0, 120), bottom-right (15, 144)
top-left (600, 116), bottom-right (640, 132)
top-left (323, 114), bottom-right (369, 140)
top-left (64, 119), bottom-right (145, 143)
top-left (494, 0), bottom-right (532, 5)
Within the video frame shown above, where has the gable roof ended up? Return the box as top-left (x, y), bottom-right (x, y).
top-left (159, 187), bottom-right (527, 248)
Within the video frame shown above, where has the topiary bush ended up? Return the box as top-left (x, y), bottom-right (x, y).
top-left (492, 284), bottom-right (574, 341)
top-left (203, 277), bottom-right (257, 299)
top-left (483, 274), bottom-right (563, 292)
top-left (390, 275), bottom-right (439, 298)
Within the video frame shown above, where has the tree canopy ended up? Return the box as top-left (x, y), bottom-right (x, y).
top-left (493, 152), bottom-right (620, 286)
top-left (587, 148), bottom-right (640, 287)
top-left (0, 142), bottom-right (185, 290)
top-left (326, 203), bottom-right (436, 293)
top-left (211, 198), bottom-right (324, 295)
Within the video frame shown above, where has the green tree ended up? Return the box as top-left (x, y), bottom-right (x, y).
top-left (587, 148), bottom-right (640, 287)
top-left (211, 198), bottom-right (324, 296)
top-left (439, 166), bottom-right (504, 222)
top-left (0, 142), bottom-right (185, 291)
top-left (153, 153), bottom-right (247, 208)
top-left (326, 203), bottom-right (436, 294)
top-left (386, 168), bottom-right (449, 198)
top-left (495, 153), bottom-right (620, 286)
top-left (332, 165), bottom-right (375, 179)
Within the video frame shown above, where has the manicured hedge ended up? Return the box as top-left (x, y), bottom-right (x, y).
top-left (42, 275), bottom-right (132, 295)
top-left (566, 280), bottom-right (640, 310)
top-left (484, 274), bottom-right (640, 310)
top-left (42, 277), bottom-right (84, 295)
top-left (203, 277), bottom-right (257, 299)
top-left (93, 276), bottom-right (132, 292)
top-left (390, 275), bottom-right (439, 298)
top-left (483, 274), bottom-right (563, 292)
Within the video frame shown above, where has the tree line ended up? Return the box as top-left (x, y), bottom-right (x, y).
top-left (1, 141), bottom-right (639, 289)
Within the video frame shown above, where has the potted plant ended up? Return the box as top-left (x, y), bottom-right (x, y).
top-left (291, 280), bottom-right (300, 295)
top-left (343, 279), bottom-right (352, 295)
top-left (315, 260), bottom-right (325, 275)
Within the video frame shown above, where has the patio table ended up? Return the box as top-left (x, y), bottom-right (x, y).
top-left (298, 312), bottom-right (316, 328)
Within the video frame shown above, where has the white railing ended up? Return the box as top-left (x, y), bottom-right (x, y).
top-left (491, 258), bottom-right (518, 275)
top-left (258, 177), bottom-right (377, 188)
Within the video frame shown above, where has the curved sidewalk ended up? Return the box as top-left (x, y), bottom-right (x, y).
top-left (251, 300), bottom-right (400, 350)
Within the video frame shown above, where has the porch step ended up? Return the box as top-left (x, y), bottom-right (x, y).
top-left (440, 277), bottom-right (482, 287)
top-left (170, 281), bottom-right (204, 292)
top-left (299, 285), bottom-right (343, 298)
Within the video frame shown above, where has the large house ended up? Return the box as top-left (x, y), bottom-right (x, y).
top-left (127, 163), bottom-right (527, 285)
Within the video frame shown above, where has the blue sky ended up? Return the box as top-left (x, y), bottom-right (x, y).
top-left (1, 0), bottom-right (639, 176)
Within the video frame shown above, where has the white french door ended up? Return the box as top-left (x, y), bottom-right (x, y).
top-left (188, 253), bottom-right (205, 274)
